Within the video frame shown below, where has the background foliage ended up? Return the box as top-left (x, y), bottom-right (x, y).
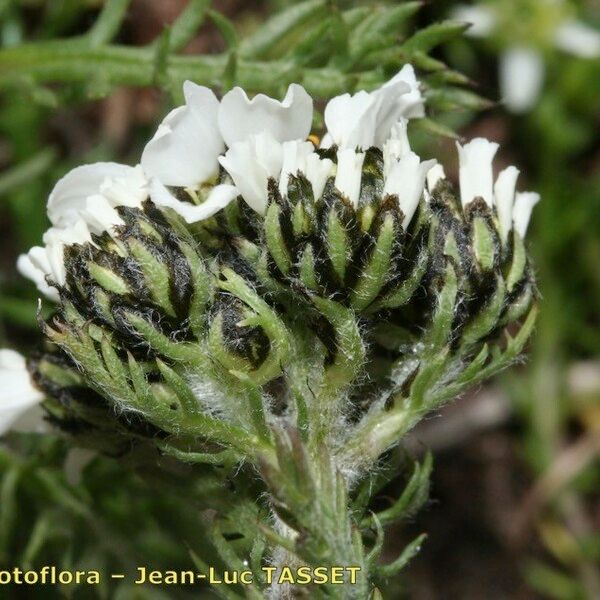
top-left (0, 1), bottom-right (598, 598)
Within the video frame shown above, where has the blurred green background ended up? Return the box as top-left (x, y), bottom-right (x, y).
top-left (0, 1), bottom-right (598, 598)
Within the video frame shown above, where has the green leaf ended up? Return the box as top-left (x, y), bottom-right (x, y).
top-left (208, 10), bottom-right (238, 49)
top-left (426, 86), bottom-right (495, 112)
top-left (362, 453), bottom-right (432, 528)
top-left (238, 0), bottom-right (327, 60)
top-left (376, 533), bottom-right (427, 578)
top-left (348, 3), bottom-right (421, 64)
top-left (402, 20), bottom-right (468, 53)
top-left (156, 359), bottom-right (200, 416)
top-left (168, 0), bottom-right (212, 52)
top-left (86, 0), bottom-right (132, 47)
top-left (411, 117), bottom-right (460, 140)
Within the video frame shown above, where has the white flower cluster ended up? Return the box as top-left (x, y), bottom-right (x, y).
top-left (3, 66), bottom-right (541, 434)
top-left (455, 137), bottom-right (540, 243)
top-left (17, 65), bottom-right (429, 301)
top-left (453, 2), bottom-right (600, 112)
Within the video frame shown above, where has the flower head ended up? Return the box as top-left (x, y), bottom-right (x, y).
top-left (16, 70), bottom-right (539, 465)
top-left (18, 164), bottom-right (147, 301)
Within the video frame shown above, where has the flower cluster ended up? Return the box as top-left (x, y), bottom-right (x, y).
top-left (454, 0), bottom-right (600, 112)
top-left (2, 65), bottom-right (539, 467)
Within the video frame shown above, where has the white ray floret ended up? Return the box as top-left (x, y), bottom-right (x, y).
top-left (48, 163), bottom-right (147, 227)
top-left (452, 2), bottom-right (600, 113)
top-left (142, 83), bottom-right (223, 188)
top-left (323, 65), bottom-right (424, 150)
top-left (456, 137), bottom-right (539, 242)
top-left (218, 83), bottom-right (313, 147)
top-left (513, 192), bottom-right (541, 238)
top-left (334, 149), bottom-right (365, 208)
top-left (17, 220), bottom-right (93, 300)
top-left (278, 140), bottom-right (333, 200)
top-left (493, 166), bottom-right (520, 243)
top-left (384, 153), bottom-right (437, 228)
top-left (219, 133), bottom-right (284, 215)
top-left (456, 138), bottom-right (499, 207)
top-left (0, 350), bottom-right (44, 436)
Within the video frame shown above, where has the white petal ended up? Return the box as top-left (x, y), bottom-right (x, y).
top-left (279, 141), bottom-right (315, 196)
top-left (426, 163), bottom-right (446, 192)
top-left (384, 153), bottom-right (436, 227)
top-left (324, 90), bottom-right (378, 149)
top-left (456, 137), bottom-right (499, 207)
top-left (334, 149), bottom-right (365, 208)
top-left (304, 153), bottom-right (334, 201)
top-left (0, 349), bottom-right (44, 436)
top-left (82, 195), bottom-right (125, 235)
top-left (383, 119), bottom-right (411, 178)
top-left (452, 5), bottom-right (497, 37)
top-left (9, 404), bottom-right (49, 434)
top-left (493, 166), bottom-right (520, 244)
top-left (377, 64), bottom-right (425, 124)
top-left (278, 140), bottom-right (333, 200)
top-left (100, 164), bottom-right (148, 208)
top-left (142, 83), bottom-right (223, 187)
top-left (555, 20), bottom-right (600, 58)
top-left (48, 163), bottom-right (136, 227)
top-left (150, 179), bottom-right (239, 223)
top-left (219, 133), bottom-right (283, 215)
top-left (219, 83), bottom-right (313, 147)
top-left (513, 191), bottom-right (540, 238)
top-left (17, 253), bottom-right (59, 302)
top-left (500, 47), bottom-right (545, 113)
top-left (42, 221), bottom-right (92, 286)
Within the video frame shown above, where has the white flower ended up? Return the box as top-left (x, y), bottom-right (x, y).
top-left (323, 65), bottom-right (424, 150)
top-left (334, 149), bottom-right (365, 208)
top-left (384, 152), bottom-right (437, 228)
top-left (453, 4), bottom-right (496, 37)
top-left (456, 137), bottom-right (540, 241)
top-left (48, 163), bottom-right (147, 227)
top-left (381, 119), bottom-right (437, 226)
top-left (555, 19), bottom-right (600, 57)
top-left (493, 166), bottom-right (520, 243)
top-left (499, 47), bottom-right (545, 113)
top-left (453, 3), bottom-right (600, 113)
top-left (147, 82), bottom-right (313, 219)
top-left (426, 164), bottom-right (447, 192)
top-left (0, 350), bottom-right (44, 436)
top-left (218, 83), bottom-right (313, 147)
top-left (456, 138), bottom-right (499, 207)
top-left (17, 220), bottom-right (93, 300)
top-left (141, 82), bottom-right (224, 188)
top-left (149, 181), bottom-right (240, 224)
top-left (19, 162), bottom-right (146, 301)
top-left (219, 133), bottom-right (284, 215)
top-left (279, 140), bottom-right (333, 200)
top-left (383, 119), bottom-right (412, 177)
top-left (513, 191), bottom-right (541, 238)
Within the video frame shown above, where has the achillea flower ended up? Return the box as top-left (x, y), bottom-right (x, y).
top-left (10, 66), bottom-right (541, 597)
top-left (453, 0), bottom-right (600, 112)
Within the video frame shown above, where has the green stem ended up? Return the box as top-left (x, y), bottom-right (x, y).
top-left (0, 38), bottom-right (355, 97)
